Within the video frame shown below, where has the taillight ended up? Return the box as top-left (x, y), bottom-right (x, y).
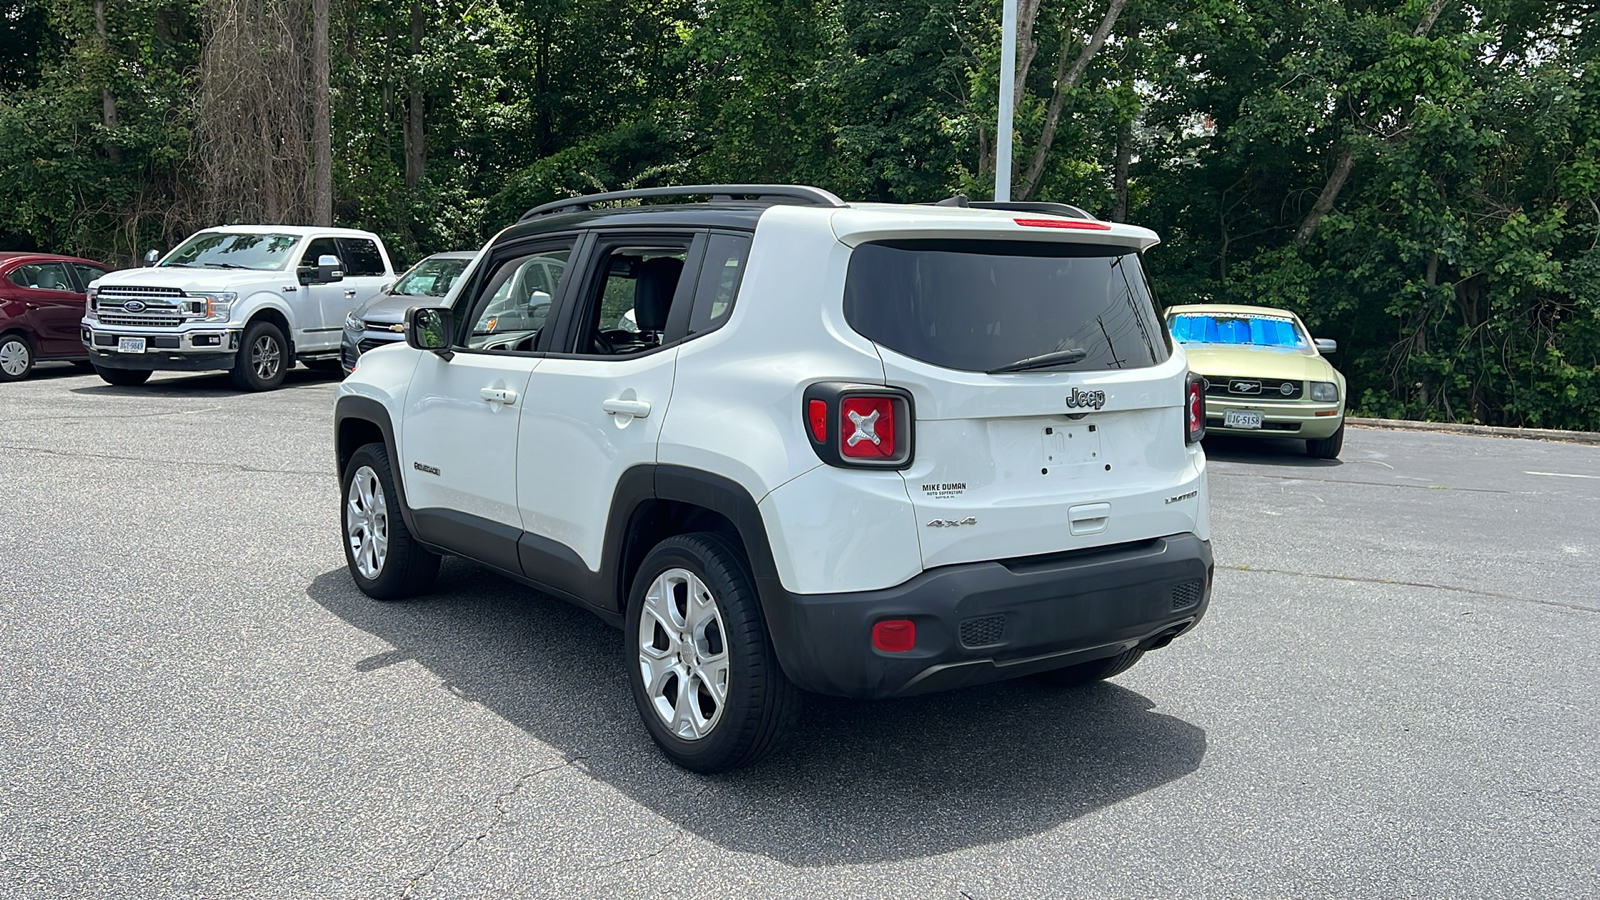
top-left (802, 382), bottom-right (914, 469)
top-left (1186, 374), bottom-right (1206, 443)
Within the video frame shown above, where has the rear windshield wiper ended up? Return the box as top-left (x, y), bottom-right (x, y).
top-left (988, 347), bottom-right (1089, 374)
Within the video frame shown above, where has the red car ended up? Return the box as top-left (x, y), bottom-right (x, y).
top-left (0, 252), bottom-right (114, 381)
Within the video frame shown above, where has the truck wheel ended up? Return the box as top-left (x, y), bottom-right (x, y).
top-left (93, 365), bottom-right (152, 387)
top-left (342, 442), bottom-right (439, 600)
top-left (1035, 647), bottom-right (1145, 687)
top-left (625, 533), bottom-right (799, 773)
top-left (1306, 423), bottom-right (1345, 459)
top-left (231, 320), bottom-right (288, 391)
top-left (0, 333), bottom-right (34, 381)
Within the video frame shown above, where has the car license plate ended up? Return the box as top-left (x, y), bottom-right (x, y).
top-left (1225, 410), bottom-right (1263, 429)
top-left (117, 337), bottom-right (146, 354)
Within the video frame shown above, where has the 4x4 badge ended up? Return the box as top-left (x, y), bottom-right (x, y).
top-left (926, 517), bottom-right (978, 528)
top-left (1065, 388), bottom-right (1106, 410)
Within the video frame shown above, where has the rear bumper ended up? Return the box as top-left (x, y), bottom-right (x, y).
top-left (759, 532), bottom-right (1212, 698)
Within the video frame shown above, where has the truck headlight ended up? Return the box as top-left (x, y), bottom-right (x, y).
top-left (182, 292), bottom-right (236, 322)
top-left (85, 287), bottom-right (98, 321)
top-left (1310, 381), bottom-right (1339, 402)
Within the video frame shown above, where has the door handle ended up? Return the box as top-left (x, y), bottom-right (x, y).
top-left (344, 290), bottom-right (358, 298)
top-left (602, 398), bottom-right (651, 418)
top-left (479, 387), bottom-right (518, 405)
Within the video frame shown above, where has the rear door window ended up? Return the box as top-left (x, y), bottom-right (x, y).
top-left (844, 240), bottom-right (1169, 373)
top-left (336, 238), bottom-right (386, 277)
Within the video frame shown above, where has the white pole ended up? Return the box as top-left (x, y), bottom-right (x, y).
top-left (996, 0), bottom-right (1018, 202)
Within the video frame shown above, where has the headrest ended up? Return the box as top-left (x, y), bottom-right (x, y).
top-left (632, 257), bottom-right (684, 332)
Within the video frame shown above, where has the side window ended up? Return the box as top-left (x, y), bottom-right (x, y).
top-left (689, 233), bottom-right (751, 336)
top-left (463, 247), bottom-right (573, 352)
top-left (336, 238), bottom-right (385, 277)
top-left (574, 240), bottom-right (693, 356)
top-left (299, 237), bottom-right (340, 269)
top-left (8, 262), bottom-right (74, 292)
top-left (72, 264), bottom-right (110, 290)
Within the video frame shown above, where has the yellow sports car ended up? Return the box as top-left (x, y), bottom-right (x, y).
top-left (1166, 304), bottom-right (1347, 459)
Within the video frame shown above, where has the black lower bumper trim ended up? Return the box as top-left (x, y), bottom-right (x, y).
top-left (89, 350), bottom-right (237, 372)
top-left (759, 533), bottom-right (1213, 698)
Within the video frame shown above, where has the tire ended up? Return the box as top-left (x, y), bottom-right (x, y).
top-left (1034, 647), bottom-right (1145, 687)
top-left (1306, 422), bottom-right (1345, 459)
top-left (93, 365), bottom-right (152, 387)
top-left (625, 532), bottom-right (800, 773)
top-left (230, 319), bottom-right (289, 391)
top-left (341, 442), bottom-right (440, 600)
top-left (0, 333), bottom-right (33, 381)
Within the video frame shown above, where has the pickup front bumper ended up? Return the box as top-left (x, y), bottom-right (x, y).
top-left (759, 532), bottom-right (1213, 698)
top-left (82, 325), bottom-right (239, 371)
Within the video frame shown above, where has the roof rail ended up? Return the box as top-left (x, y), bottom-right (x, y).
top-left (968, 200), bottom-right (1096, 220)
top-left (519, 184), bottom-right (847, 221)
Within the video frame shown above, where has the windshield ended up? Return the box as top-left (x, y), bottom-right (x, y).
top-left (392, 257), bottom-right (471, 297)
top-left (844, 240), bottom-right (1169, 373)
top-left (161, 232), bottom-right (301, 271)
top-left (1168, 313), bottom-right (1307, 348)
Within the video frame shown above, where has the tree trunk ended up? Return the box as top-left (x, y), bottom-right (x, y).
top-left (1294, 146), bottom-right (1355, 243)
top-left (1017, 0), bottom-right (1129, 200)
top-left (93, 0), bottom-right (122, 163)
top-left (1013, 0), bottom-right (1044, 100)
top-left (1112, 115), bottom-right (1131, 221)
top-left (403, 0), bottom-right (426, 189)
top-left (311, 0), bottom-right (333, 225)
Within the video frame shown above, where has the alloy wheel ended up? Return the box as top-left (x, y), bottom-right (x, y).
top-left (637, 567), bottom-right (730, 740)
top-left (252, 334), bottom-right (282, 380)
top-left (345, 465), bottom-right (389, 579)
top-left (0, 338), bottom-right (29, 377)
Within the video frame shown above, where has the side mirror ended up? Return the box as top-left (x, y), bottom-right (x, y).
top-left (405, 306), bottom-right (454, 358)
top-left (142, 250), bottom-right (160, 266)
top-left (317, 254), bottom-right (344, 284)
top-left (1314, 338), bottom-right (1337, 354)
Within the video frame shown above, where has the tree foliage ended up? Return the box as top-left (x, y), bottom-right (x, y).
top-left (1, 0), bottom-right (1595, 426)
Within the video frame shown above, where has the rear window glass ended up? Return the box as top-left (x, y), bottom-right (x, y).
top-left (844, 240), bottom-right (1169, 373)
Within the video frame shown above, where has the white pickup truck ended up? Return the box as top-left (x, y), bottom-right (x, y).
top-left (81, 225), bottom-right (397, 390)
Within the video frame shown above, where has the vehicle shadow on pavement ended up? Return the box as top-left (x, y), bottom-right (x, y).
top-left (1201, 434), bottom-right (1344, 468)
top-left (308, 562), bottom-right (1207, 865)
top-left (68, 367), bottom-right (341, 396)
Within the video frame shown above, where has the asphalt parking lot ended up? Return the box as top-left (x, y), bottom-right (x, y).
top-left (3, 362), bottom-right (1597, 898)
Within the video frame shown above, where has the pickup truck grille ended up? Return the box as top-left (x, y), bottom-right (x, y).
top-left (98, 309), bottom-right (183, 327)
top-left (98, 286), bottom-right (186, 299)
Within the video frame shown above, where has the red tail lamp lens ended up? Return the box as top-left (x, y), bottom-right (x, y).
top-left (807, 399), bottom-right (828, 442)
top-left (1013, 217), bottom-right (1112, 231)
top-left (839, 396), bottom-right (897, 459)
top-left (872, 619), bottom-right (916, 652)
top-left (1186, 377), bottom-right (1206, 443)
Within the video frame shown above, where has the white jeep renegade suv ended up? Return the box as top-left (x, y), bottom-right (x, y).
top-left (333, 185), bottom-right (1212, 772)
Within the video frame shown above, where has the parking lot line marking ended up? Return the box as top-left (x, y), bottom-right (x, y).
top-left (1525, 471), bottom-right (1599, 479)
top-left (1225, 565), bottom-right (1599, 614)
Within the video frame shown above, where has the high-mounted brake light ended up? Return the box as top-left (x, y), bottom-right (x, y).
top-left (1186, 375), bottom-right (1206, 443)
top-left (802, 383), bottom-right (915, 469)
top-left (1014, 217), bottom-right (1112, 231)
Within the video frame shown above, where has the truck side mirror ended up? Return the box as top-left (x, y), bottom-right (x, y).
top-left (405, 306), bottom-right (454, 358)
top-left (317, 254), bottom-right (344, 284)
top-left (143, 250), bottom-right (160, 266)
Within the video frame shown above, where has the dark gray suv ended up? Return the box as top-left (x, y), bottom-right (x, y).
top-left (341, 251), bottom-right (476, 373)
